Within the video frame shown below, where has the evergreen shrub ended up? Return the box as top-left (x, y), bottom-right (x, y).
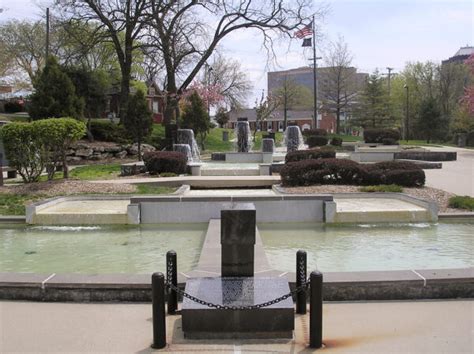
top-left (306, 135), bottom-right (328, 148)
top-left (285, 146), bottom-right (336, 163)
top-left (363, 129), bottom-right (400, 144)
top-left (143, 151), bottom-right (187, 175)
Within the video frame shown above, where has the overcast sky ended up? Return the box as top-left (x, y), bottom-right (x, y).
top-left (1, 0), bottom-right (472, 106)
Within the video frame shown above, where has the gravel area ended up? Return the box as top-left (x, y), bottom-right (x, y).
top-left (0, 179), bottom-right (136, 197)
top-left (279, 185), bottom-right (463, 213)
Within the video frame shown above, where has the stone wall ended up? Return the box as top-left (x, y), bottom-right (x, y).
top-left (66, 141), bottom-right (156, 163)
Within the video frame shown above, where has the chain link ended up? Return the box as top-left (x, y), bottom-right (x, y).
top-left (166, 277), bottom-right (310, 311)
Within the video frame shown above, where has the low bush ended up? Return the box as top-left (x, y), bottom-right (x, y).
top-left (143, 151), bottom-right (187, 175)
top-left (364, 129), bottom-right (400, 144)
top-left (448, 196), bottom-right (474, 211)
top-left (281, 158), bottom-right (366, 186)
top-left (382, 138), bottom-right (398, 145)
top-left (330, 137), bottom-right (343, 146)
top-left (281, 157), bottom-right (425, 187)
top-left (285, 146), bottom-right (336, 163)
top-left (90, 120), bottom-right (130, 143)
top-left (359, 184), bottom-right (403, 193)
top-left (302, 129), bottom-right (327, 137)
top-left (365, 161), bottom-right (425, 187)
top-left (306, 135), bottom-right (328, 148)
top-left (4, 101), bottom-right (23, 113)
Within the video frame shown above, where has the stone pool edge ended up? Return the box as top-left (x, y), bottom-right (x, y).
top-left (0, 267), bottom-right (472, 302)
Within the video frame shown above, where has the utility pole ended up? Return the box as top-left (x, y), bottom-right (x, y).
top-left (46, 8), bottom-right (50, 60)
top-left (385, 67), bottom-right (394, 95)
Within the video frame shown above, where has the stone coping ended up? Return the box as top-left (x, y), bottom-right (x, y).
top-left (130, 194), bottom-right (334, 204)
top-left (0, 267), bottom-right (472, 302)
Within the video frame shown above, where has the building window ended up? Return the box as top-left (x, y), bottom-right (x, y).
top-left (153, 100), bottom-right (159, 114)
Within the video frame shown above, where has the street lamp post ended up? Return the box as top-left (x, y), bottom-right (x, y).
top-left (404, 84), bottom-right (409, 141)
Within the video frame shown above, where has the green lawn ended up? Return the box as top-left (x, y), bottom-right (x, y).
top-left (0, 194), bottom-right (46, 215)
top-left (135, 184), bottom-right (175, 194)
top-left (328, 134), bottom-right (362, 142)
top-left (448, 196), bottom-right (474, 211)
top-left (69, 164), bottom-right (122, 180)
top-left (0, 113), bottom-right (29, 122)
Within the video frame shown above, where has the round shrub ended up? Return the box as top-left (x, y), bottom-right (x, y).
top-left (306, 135), bottom-right (328, 148)
top-left (285, 146), bottom-right (336, 163)
top-left (363, 129), bottom-right (400, 144)
top-left (143, 151), bottom-right (187, 175)
top-left (302, 129), bottom-right (327, 137)
top-left (330, 137), bottom-right (343, 146)
top-left (384, 169), bottom-right (425, 187)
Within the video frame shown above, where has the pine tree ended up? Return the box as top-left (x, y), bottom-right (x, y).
top-left (29, 56), bottom-right (84, 120)
top-left (181, 91), bottom-right (210, 150)
top-left (124, 90), bottom-right (153, 160)
top-left (418, 97), bottom-right (444, 143)
top-left (353, 72), bottom-right (395, 129)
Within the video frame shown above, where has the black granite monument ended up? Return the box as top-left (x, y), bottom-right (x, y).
top-left (182, 203), bottom-right (294, 339)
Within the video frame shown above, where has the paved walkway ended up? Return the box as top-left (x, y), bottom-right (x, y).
top-left (1, 300), bottom-right (472, 353)
top-left (424, 146), bottom-right (474, 197)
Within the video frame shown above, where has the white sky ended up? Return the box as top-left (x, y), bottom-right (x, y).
top-left (1, 0), bottom-right (473, 106)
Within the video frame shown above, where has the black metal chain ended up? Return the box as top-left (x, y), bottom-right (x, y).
top-left (166, 277), bottom-right (310, 311)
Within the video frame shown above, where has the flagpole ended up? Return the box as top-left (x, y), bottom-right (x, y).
top-left (312, 15), bottom-right (318, 129)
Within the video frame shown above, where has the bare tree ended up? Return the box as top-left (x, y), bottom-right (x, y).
top-left (56, 0), bottom-right (150, 123)
top-left (273, 75), bottom-right (312, 130)
top-left (145, 0), bottom-right (319, 124)
top-left (207, 53), bottom-right (252, 109)
top-left (322, 35), bottom-right (357, 134)
top-left (254, 91), bottom-right (279, 141)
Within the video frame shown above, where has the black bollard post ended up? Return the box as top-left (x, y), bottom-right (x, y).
top-left (151, 272), bottom-right (166, 349)
top-left (296, 250), bottom-right (307, 314)
top-left (166, 250), bottom-right (178, 314)
top-left (310, 271), bottom-right (323, 349)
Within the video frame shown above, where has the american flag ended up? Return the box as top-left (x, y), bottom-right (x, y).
top-left (294, 21), bottom-right (313, 39)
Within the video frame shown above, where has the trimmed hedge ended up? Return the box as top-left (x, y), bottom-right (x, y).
top-left (285, 146), bottom-right (336, 163)
top-left (363, 129), bottom-right (400, 144)
top-left (302, 129), bottom-right (327, 137)
top-left (90, 120), bottom-right (130, 143)
top-left (306, 135), bottom-right (328, 148)
top-left (281, 158), bottom-right (366, 186)
top-left (143, 151), bottom-right (187, 175)
top-left (281, 158), bottom-right (425, 187)
top-left (330, 137), bottom-right (343, 146)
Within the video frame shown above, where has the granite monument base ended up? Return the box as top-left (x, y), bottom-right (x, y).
top-left (182, 277), bottom-right (294, 339)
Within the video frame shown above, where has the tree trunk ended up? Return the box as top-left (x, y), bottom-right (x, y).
top-left (336, 108), bottom-right (341, 134)
top-left (119, 67), bottom-right (131, 124)
top-left (62, 153), bottom-right (69, 179)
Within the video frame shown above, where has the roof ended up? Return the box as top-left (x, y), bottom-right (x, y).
top-left (454, 46), bottom-right (474, 57)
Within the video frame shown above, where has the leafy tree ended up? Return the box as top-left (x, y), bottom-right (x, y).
top-left (181, 91), bottom-right (210, 150)
top-left (0, 20), bottom-right (46, 82)
top-left (124, 90), bottom-right (153, 160)
top-left (417, 97), bottom-right (444, 143)
top-left (353, 72), bottom-right (394, 129)
top-left (34, 118), bottom-right (86, 179)
top-left (0, 122), bottom-right (46, 183)
top-left (215, 107), bottom-right (230, 128)
top-left (29, 57), bottom-right (84, 120)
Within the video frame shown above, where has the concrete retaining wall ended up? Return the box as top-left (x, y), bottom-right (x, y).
top-left (131, 195), bottom-right (333, 223)
top-left (1, 268), bottom-right (472, 302)
top-left (394, 151), bottom-right (457, 161)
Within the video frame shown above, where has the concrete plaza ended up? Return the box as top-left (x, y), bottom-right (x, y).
top-left (424, 146), bottom-right (474, 197)
top-left (1, 300), bottom-right (472, 353)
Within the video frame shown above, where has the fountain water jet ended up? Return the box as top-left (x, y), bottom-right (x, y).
top-left (173, 144), bottom-right (193, 162)
top-left (234, 121), bottom-right (252, 152)
top-left (177, 129), bottom-right (200, 162)
top-left (284, 126), bottom-right (305, 152)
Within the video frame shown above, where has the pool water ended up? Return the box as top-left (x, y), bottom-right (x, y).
top-left (0, 224), bottom-right (206, 274)
top-left (259, 221), bottom-right (474, 272)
